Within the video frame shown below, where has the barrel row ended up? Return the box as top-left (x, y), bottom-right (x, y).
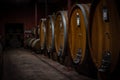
top-left (41, 0), bottom-right (120, 79)
top-left (24, 0), bottom-right (120, 79)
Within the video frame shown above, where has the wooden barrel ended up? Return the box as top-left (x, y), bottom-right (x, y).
top-left (55, 11), bottom-right (68, 57)
top-left (69, 4), bottom-right (90, 64)
top-left (31, 39), bottom-right (40, 51)
top-left (28, 38), bottom-right (36, 47)
top-left (89, 0), bottom-right (120, 75)
top-left (46, 15), bottom-right (55, 53)
top-left (40, 18), bottom-right (46, 50)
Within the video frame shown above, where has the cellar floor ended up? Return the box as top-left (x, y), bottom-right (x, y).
top-left (1, 48), bottom-right (95, 80)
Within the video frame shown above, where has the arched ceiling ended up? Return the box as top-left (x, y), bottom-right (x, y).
top-left (0, 0), bottom-right (60, 4)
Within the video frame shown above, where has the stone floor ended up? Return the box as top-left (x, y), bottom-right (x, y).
top-left (1, 48), bottom-right (95, 80)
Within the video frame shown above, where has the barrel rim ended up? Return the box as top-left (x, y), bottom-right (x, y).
top-left (28, 38), bottom-right (36, 47)
top-left (46, 15), bottom-right (55, 52)
top-left (88, 0), bottom-right (100, 68)
top-left (31, 39), bottom-right (40, 48)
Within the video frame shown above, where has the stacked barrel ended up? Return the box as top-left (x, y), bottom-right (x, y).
top-left (24, 0), bottom-right (120, 79)
top-left (24, 25), bottom-right (41, 53)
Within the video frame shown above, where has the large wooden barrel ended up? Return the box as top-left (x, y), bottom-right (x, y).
top-left (55, 11), bottom-right (68, 58)
top-left (88, 0), bottom-right (120, 78)
top-left (40, 18), bottom-right (46, 50)
top-left (46, 15), bottom-right (55, 53)
top-left (31, 39), bottom-right (40, 51)
top-left (69, 4), bottom-right (90, 64)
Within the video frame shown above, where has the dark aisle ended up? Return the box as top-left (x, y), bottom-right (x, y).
top-left (2, 48), bottom-right (94, 80)
top-left (5, 23), bottom-right (24, 48)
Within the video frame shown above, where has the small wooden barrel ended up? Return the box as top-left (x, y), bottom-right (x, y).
top-left (89, 0), bottom-right (120, 74)
top-left (28, 38), bottom-right (36, 47)
top-left (55, 11), bottom-right (68, 57)
top-left (31, 39), bottom-right (40, 51)
top-left (69, 4), bottom-right (90, 64)
top-left (46, 15), bottom-right (55, 53)
top-left (40, 18), bottom-right (46, 50)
